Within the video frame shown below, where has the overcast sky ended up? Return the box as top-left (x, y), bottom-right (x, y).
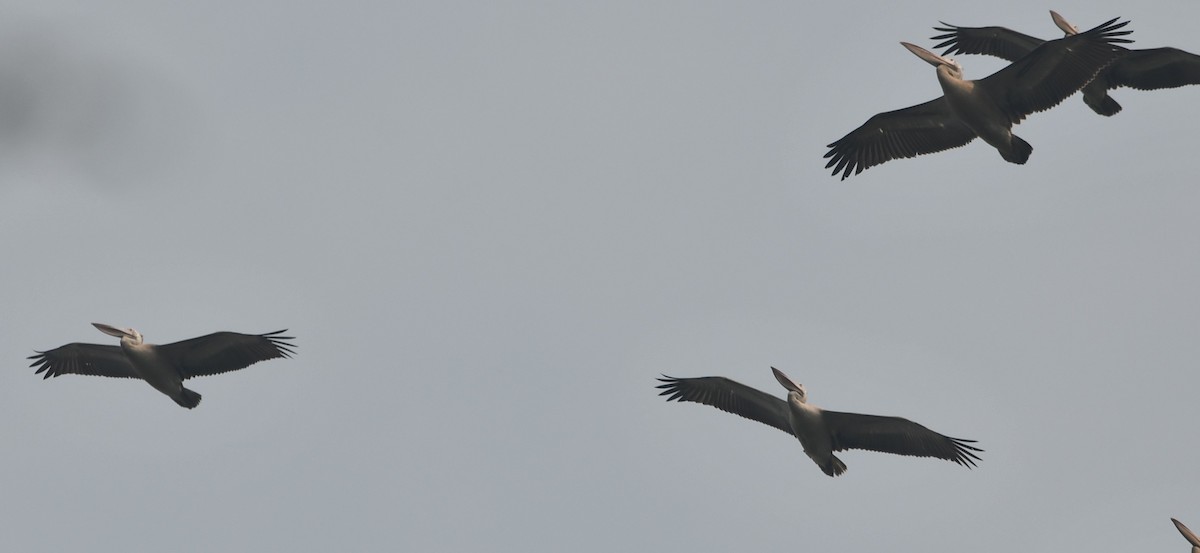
top-left (2, 1), bottom-right (1198, 552)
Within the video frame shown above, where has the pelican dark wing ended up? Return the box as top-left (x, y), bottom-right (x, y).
top-left (157, 330), bottom-right (296, 379)
top-left (656, 375), bottom-right (791, 433)
top-left (825, 17), bottom-right (1130, 179)
top-left (1104, 47), bottom-right (1200, 90)
top-left (820, 410), bottom-right (982, 468)
top-left (28, 344), bottom-right (138, 379)
top-left (824, 98), bottom-right (977, 180)
top-left (935, 19), bottom-right (1200, 92)
top-left (658, 368), bottom-right (982, 476)
top-left (932, 23), bottom-right (1046, 61)
top-left (932, 14), bottom-right (1197, 117)
top-left (29, 324), bottom-right (296, 409)
top-left (1082, 47), bottom-right (1200, 114)
top-left (975, 17), bottom-right (1131, 121)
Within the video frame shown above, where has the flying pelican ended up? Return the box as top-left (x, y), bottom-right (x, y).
top-left (28, 323), bottom-right (296, 409)
top-left (824, 17), bottom-right (1131, 180)
top-left (933, 11), bottom-right (1200, 116)
top-left (656, 367), bottom-right (981, 476)
top-left (1173, 518), bottom-right (1200, 553)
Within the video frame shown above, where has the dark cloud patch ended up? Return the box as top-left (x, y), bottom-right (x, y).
top-left (0, 21), bottom-right (199, 190)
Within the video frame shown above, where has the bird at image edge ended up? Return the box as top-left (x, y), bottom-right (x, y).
top-left (1173, 518), bottom-right (1200, 553)
top-left (932, 10), bottom-right (1200, 117)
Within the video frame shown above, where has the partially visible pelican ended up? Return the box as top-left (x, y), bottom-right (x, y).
top-left (656, 367), bottom-right (981, 476)
top-left (825, 17), bottom-right (1131, 179)
top-left (933, 11), bottom-right (1200, 116)
top-left (29, 323), bottom-right (296, 409)
top-left (1173, 518), bottom-right (1200, 553)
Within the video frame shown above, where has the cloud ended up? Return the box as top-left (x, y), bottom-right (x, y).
top-left (0, 19), bottom-right (200, 190)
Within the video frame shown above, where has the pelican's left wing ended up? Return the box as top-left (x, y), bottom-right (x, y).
top-left (821, 410), bottom-right (982, 468)
top-left (930, 24), bottom-right (1045, 62)
top-left (979, 17), bottom-right (1132, 122)
top-left (1105, 47), bottom-right (1200, 91)
top-left (824, 97), bottom-right (977, 180)
top-left (158, 330), bottom-right (296, 379)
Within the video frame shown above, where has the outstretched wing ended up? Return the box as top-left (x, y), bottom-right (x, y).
top-left (979, 17), bottom-right (1132, 122)
top-left (1105, 47), bottom-right (1200, 91)
top-left (821, 410), bottom-right (982, 468)
top-left (824, 97), bottom-right (977, 180)
top-left (931, 23), bottom-right (1046, 61)
top-left (28, 343), bottom-right (138, 379)
top-left (656, 375), bottom-right (791, 434)
top-left (157, 330), bottom-right (296, 379)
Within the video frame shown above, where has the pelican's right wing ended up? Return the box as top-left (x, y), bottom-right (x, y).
top-left (824, 97), bottom-right (977, 180)
top-left (28, 343), bottom-right (139, 379)
top-left (656, 375), bottom-right (792, 434)
top-left (931, 23), bottom-right (1046, 62)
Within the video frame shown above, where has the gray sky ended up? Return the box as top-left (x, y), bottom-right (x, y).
top-left (2, 2), bottom-right (1197, 552)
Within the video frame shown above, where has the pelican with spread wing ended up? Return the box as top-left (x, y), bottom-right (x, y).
top-left (657, 367), bottom-right (981, 476)
top-left (933, 11), bottom-right (1200, 116)
top-left (825, 17), bottom-right (1131, 179)
top-left (29, 323), bottom-right (296, 409)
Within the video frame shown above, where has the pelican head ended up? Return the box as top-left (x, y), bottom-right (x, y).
top-left (1050, 10), bottom-right (1080, 36)
top-left (771, 367), bottom-right (807, 403)
top-left (901, 41), bottom-right (963, 79)
top-left (92, 323), bottom-right (143, 345)
top-left (1173, 518), bottom-right (1200, 552)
